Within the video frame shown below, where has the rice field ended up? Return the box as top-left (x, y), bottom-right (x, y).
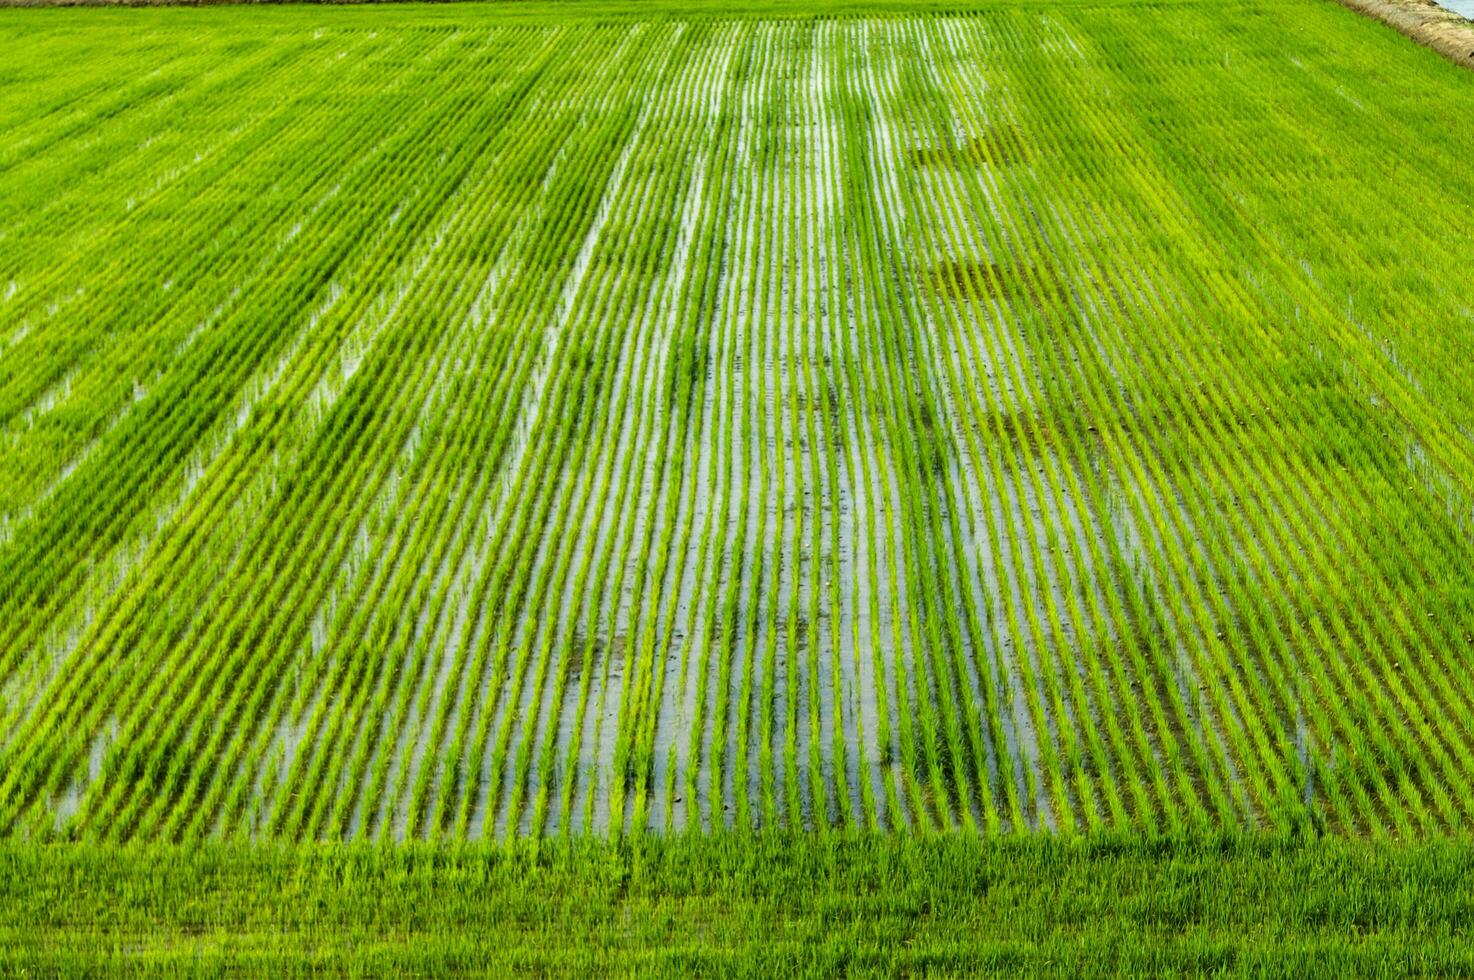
top-left (6, 835), bottom-right (1474, 974)
top-left (2, 0), bottom-right (1474, 852)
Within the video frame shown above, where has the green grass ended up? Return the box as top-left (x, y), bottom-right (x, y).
top-left (2, 834), bottom-right (1473, 975)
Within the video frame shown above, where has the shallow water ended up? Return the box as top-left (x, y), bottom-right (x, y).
top-left (1434, 0), bottom-right (1474, 19)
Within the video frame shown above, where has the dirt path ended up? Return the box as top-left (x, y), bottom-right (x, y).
top-left (1334, 0), bottom-right (1474, 68)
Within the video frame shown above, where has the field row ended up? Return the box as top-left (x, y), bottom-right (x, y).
top-left (1, 1), bottom-right (1473, 841)
top-left (5, 836), bottom-right (1473, 974)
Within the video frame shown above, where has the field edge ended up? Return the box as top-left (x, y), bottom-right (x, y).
top-left (3, 832), bottom-right (1473, 975)
top-left (1333, 0), bottom-right (1474, 67)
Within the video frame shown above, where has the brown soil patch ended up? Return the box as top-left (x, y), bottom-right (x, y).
top-left (1334, 0), bottom-right (1474, 69)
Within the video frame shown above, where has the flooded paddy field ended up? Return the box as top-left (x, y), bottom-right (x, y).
top-left (2, 0), bottom-right (1474, 844)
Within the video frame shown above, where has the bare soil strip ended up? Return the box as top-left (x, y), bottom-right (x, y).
top-left (1334, 0), bottom-right (1474, 67)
